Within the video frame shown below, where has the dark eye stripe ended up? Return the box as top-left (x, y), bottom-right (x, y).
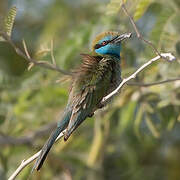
top-left (94, 40), bottom-right (109, 49)
top-left (94, 36), bottom-right (119, 50)
top-left (94, 44), bottom-right (102, 49)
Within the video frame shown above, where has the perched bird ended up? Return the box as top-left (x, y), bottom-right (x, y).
top-left (33, 31), bottom-right (131, 171)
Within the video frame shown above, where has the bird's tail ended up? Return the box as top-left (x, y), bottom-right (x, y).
top-left (32, 111), bottom-right (71, 171)
top-left (33, 127), bottom-right (64, 171)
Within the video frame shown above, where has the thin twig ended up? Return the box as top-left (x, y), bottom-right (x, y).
top-left (0, 31), bottom-right (72, 75)
top-left (50, 39), bottom-right (57, 66)
top-left (8, 52), bottom-right (176, 180)
top-left (8, 130), bottom-right (66, 180)
top-left (22, 39), bottom-right (35, 70)
top-left (0, 122), bottom-right (56, 146)
top-left (121, 3), bottom-right (162, 57)
top-left (145, 113), bottom-right (160, 138)
top-left (22, 39), bottom-right (30, 59)
top-left (127, 77), bottom-right (180, 87)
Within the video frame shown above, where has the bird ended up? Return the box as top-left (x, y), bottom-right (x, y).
top-left (33, 31), bottom-right (131, 171)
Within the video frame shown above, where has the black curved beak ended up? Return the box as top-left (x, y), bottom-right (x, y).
top-left (112, 33), bottom-right (132, 43)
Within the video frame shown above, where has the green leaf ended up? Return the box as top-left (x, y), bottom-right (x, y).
top-left (145, 114), bottom-right (160, 138)
top-left (134, 105), bottom-right (144, 139)
top-left (0, 36), bottom-right (4, 42)
top-left (0, 6), bottom-right (17, 41)
top-left (118, 101), bottom-right (137, 133)
top-left (35, 43), bottom-right (51, 59)
top-left (0, 115), bottom-right (5, 125)
top-left (158, 13), bottom-right (178, 50)
top-left (4, 6), bottom-right (17, 37)
top-left (106, 0), bottom-right (127, 15)
top-left (134, 0), bottom-right (152, 21)
top-left (150, 4), bottom-right (174, 45)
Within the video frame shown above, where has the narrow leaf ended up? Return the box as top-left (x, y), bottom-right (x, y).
top-left (0, 6), bottom-right (17, 41)
top-left (4, 6), bottom-right (17, 37)
top-left (150, 4), bottom-right (174, 45)
top-left (145, 114), bottom-right (160, 138)
top-left (35, 43), bottom-right (51, 58)
top-left (134, 0), bottom-right (152, 21)
top-left (134, 105), bottom-right (144, 139)
top-left (106, 0), bottom-right (127, 15)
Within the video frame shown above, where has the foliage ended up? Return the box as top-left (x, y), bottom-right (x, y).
top-left (0, 0), bottom-right (180, 180)
top-left (0, 6), bottom-right (16, 41)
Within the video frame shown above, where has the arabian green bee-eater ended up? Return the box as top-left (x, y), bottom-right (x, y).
top-left (33, 31), bottom-right (131, 170)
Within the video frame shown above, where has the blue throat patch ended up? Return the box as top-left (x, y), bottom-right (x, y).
top-left (95, 35), bottom-right (121, 58)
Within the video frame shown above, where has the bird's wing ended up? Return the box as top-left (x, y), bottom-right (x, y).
top-left (64, 54), bottom-right (113, 140)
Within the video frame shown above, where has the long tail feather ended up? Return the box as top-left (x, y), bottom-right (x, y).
top-left (32, 110), bottom-right (71, 172)
top-left (34, 127), bottom-right (63, 171)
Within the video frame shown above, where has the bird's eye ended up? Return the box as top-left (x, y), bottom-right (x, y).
top-left (102, 41), bottom-right (107, 46)
top-left (94, 41), bottom-right (108, 49)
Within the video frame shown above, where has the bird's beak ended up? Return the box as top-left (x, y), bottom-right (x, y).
top-left (112, 33), bottom-right (132, 43)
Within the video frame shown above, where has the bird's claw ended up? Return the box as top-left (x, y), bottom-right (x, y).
top-left (88, 112), bottom-right (94, 117)
top-left (97, 103), bottom-right (104, 109)
top-left (63, 130), bottom-right (69, 141)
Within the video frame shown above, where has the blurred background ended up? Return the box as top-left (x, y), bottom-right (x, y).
top-left (0, 0), bottom-right (180, 179)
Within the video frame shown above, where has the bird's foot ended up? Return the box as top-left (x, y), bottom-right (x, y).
top-left (88, 112), bottom-right (94, 117)
top-left (64, 134), bottom-right (69, 141)
top-left (63, 130), bottom-right (69, 141)
top-left (97, 103), bottom-right (105, 109)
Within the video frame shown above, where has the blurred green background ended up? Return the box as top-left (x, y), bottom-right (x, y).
top-left (0, 0), bottom-right (180, 179)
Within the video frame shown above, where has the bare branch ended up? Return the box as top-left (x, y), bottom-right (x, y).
top-left (101, 53), bottom-right (176, 104)
top-left (0, 122), bottom-right (56, 147)
top-left (22, 39), bottom-right (30, 59)
top-left (22, 39), bottom-right (35, 70)
top-left (8, 130), bottom-right (66, 180)
top-left (0, 31), bottom-right (72, 76)
top-left (50, 39), bottom-right (57, 66)
top-left (127, 77), bottom-right (180, 87)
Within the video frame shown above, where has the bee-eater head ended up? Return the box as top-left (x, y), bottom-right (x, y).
top-left (92, 31), bottom-right (131, 58)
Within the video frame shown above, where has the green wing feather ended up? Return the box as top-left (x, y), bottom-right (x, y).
top-left (33, 53), bottom-right (121, 170)
top-left (64, 54), bottom-right (116, 140)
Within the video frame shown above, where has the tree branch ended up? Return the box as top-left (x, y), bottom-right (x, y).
top-left (8, 52), bottom-right (176, 180)
top-left (0, 31), bottom-right (72, 76)
top-left (127, 77), bottom-right (180, 87)
top-left (8, 130), bottom-right (66, 180)
top-left (0, 122), bottom-right (57, 147)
